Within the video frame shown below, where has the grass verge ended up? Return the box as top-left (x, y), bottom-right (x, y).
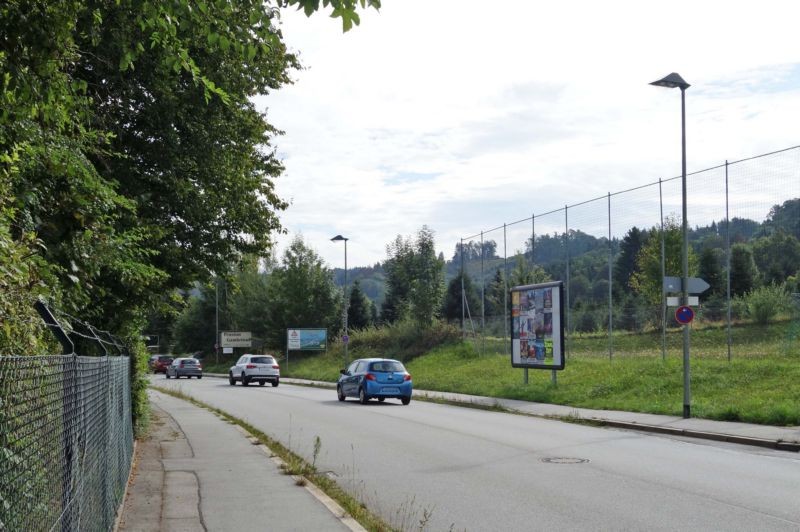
top-left (150, 385), bottom-right (392, 532)
top-left (284, 321), bottom-right (800, 426)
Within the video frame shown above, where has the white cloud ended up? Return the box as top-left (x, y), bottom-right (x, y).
top-left (257, 0), bottom-right (800, 267)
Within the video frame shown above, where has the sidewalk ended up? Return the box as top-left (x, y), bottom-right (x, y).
top-left (117, 390), bottom-right (363, 532)
top-left (276, 377), bottom-right (800, 452)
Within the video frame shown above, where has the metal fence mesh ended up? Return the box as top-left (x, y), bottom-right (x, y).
top-left (460, 145), bottom-right (800, 360)
top-left (0, 355), bottom-right (133, 532)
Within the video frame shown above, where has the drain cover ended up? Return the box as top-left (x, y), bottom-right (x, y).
top-left (540, 457), bottom-right (589, 464)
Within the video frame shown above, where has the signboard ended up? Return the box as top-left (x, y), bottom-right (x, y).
top-left (220, 331), bottom-right (252, 348)
top-left (287, 329), bottom-right (327, 351)
top-left (663, 276), bottom-right (710, 294)
top-left (510, 281), bottom-right (565, 370)
top-left (223, 347), bottom-right (233, 354)
top-left (675, 305), bottom-right (695, 324)
top-left (667, 296), bottom-right (699, 307)
top-left (143, 334), bottom-right (159, 347)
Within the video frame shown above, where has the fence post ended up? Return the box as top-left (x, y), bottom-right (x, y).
top-left (725, 160), bottom-right (732, 361)
top-left (460, 238), bottom-right (465, 339)
top-left (659, 178), bottom-right (667, 361)
top-left (33, 300), bottom-right (76, 531)
top-left (607, 192), bottom-right (613, 360)
top-left (480, 231), bottom-right (485, 355)
top-left (503, 223), bottom-right (508, 354)
top-left (564, 206), bottom-right (570, 337)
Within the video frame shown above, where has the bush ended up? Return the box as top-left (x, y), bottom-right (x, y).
top-left (744, 284), bottom-right (791, 325)
top-left (348, 319), bottom-right (462, 362)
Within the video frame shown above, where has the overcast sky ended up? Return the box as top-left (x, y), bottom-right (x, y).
top-left (254, 0), bottom-right (800, 269)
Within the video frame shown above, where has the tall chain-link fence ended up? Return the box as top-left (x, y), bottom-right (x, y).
top-left (0, 305), bottom-right (134, 531)
top-left (458, 145), bottom-right (800, 360)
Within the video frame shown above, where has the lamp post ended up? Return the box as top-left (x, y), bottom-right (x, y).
top-left (650, 72), bottom-right (691, 418)
top-left (331, 235), bottom-right (349, 368)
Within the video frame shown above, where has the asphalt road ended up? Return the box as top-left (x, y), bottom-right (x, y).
top-left (151, 376), bottom-right (800, 531)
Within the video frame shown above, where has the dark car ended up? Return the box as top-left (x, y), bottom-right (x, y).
top-left (166, 357), bottom-right (203, 379)
top-left (150, 355), bottom-right (174, 374)
top-left (337, 358), bottom-right (412, 405)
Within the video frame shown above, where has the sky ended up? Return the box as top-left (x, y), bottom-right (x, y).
top-left (254, 0), bottom-right (800, 269)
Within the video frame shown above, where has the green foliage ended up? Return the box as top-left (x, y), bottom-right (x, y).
top-left (347, 280), bottom-right (372, 330)
top-left (509, 254), bottom-right (551, 287)
top-left (263, 236), bottom-right (341, 347)
top-left (742, 284), bottom-right (791, 325)
top-left (751, 231), bottom-right (800, 286)
top-left (698, 247), bottom-right (725, 297)
top-left (382, 226), bottom-right (445, 327)
top-left (763, 198), bottom-right (800, 240)
top-left (485, 267), bottom-right (506, 318)
top-left (730, 243), bottom-right (759, 297)
top-left (630, 216), bottom-right (697, 305)
top-left (442, 272), bottom-right (480, 324)
top-left (279, 0), bottom-right (381, 32)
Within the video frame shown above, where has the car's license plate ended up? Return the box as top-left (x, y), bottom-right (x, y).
top-left (382, 387), bottom-right (399, 394)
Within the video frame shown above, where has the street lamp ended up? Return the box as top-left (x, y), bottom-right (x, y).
top-left (331, 234), bottom-right (349, 368)
top-left (650, 72), bottom-right (692, 418)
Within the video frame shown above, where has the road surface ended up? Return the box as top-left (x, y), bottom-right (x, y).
top-left (151, 376), bottom-right (800, 531)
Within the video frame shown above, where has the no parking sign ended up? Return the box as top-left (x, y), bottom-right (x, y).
top-left (675, 305), bottom-right (695, 324)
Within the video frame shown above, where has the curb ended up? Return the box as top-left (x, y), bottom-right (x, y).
top-left (232, 418), bottom-right (367, 531)
top-left (589, 419), bottom-right (800, 452)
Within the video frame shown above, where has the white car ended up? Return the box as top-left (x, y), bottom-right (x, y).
top-left (229, 354), bottom-right (280, 387)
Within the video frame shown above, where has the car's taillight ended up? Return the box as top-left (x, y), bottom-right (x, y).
top-left (197, 365), bottom-right (202, 370)
top-left (403, 373), bottom-right (412, 381)
top-left (272, 365), bottom-right (280, 369)
top-left (246, 364), bottom-right (257, 369)
top-left (365, 373), bottom-right (376, 381)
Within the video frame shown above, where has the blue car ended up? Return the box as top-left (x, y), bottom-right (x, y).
top-left (337, 358), bottom-right (412, 405)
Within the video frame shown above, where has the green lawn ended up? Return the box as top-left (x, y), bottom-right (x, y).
top-left (282, 321), bottom-right (800, 425)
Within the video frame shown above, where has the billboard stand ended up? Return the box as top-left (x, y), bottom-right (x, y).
top-left (286, 328), bottom-right (328, 374)
top-left (510, 281), bottom-right (566, 375)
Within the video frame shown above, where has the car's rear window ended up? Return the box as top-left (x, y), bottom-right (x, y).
top-left (370, 361), bottom-right (404, 372)
top-left (182, 359), bottom-right (198, 365)
top-left (251, 357), bottom-right (275, 364)
top-left (158, 356), bottom-right (173, 362)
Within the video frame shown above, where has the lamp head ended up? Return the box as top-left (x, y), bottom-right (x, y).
top-left (331, 235), bottom-right (349, 242)
top-left (650, 72), bottom-right (690, 90)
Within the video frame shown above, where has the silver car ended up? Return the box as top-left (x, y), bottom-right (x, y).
top-left (229, 354), bottom-right (280, 387)
top-left (166, 357), bottom-right (203, 379)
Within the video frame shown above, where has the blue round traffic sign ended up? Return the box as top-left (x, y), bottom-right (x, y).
top-left (675, 305), bottom-right (695, 324)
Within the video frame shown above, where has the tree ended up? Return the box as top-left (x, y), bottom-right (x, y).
top-left (509, 255), bottom-right (551, 287)
top-left (442, 272), bottom-right (480, 325)
top-left (485, 268), bottom-right (507, 318)
top-left (630, 217), bottom-right (697, 305)
top-left (263, 236), bottom-right (341, 348)
top-left (751, 232), bottom-right (800, 286)
top-left (173, 280), bottom-right (229, 354)
top-left (347, 280), bottom-right (372, 330)
top-left (381, 226), bottom-right (445, 326)
top-left (763, 198), bottom-right (800, 240)
top-left (613, 227), bottom-right (649, 298)
top-left (2, 0), bottom-right (380, 335)
top-left (698, 247), bottom-right (725, 297)
top-left (730, 244), bottom-right (759, 297)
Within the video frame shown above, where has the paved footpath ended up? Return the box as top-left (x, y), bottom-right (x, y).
top-left (117, 390), bottom-right (362, 532)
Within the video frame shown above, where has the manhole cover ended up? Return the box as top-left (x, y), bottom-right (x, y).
top-left (540, 457), bottom-right (589, 464)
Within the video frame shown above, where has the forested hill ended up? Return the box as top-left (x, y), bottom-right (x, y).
top-left (333, 198), bottom-right (799, 306)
